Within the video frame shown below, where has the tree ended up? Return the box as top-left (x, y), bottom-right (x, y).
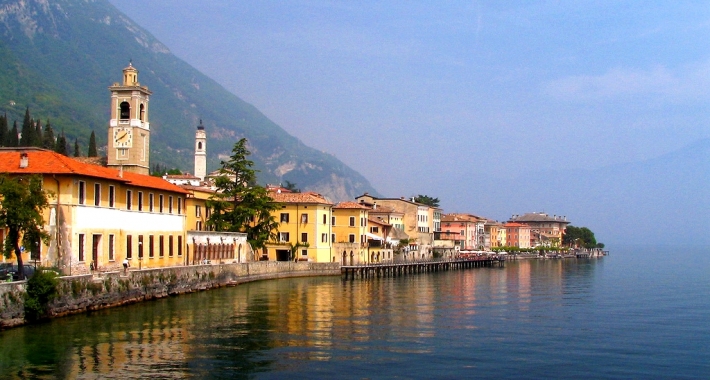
top-left (413, 194), bottom-right (440, 207)
top-left (55, 130), bottom-right (68, 155)
top-left (284, 180), bottom-right (300, 193)
top-left (19, 108), bottom-right (35, 146)
top-left (34, 119), bottom-right (43, 147)
top-left (0, 175), bottom-right (51, 280)
top-left (88, 130), bottom-right (98, 157)
top-left (0, 113), bottom-right (7, 146)
top-left (73, 138), bottom-right (81, 157)
top-left (207, 138), bottom-right (279, 257)
top-left (8, 121), bottom-right (19, 147)
top-left (42, 120), bottom-right (55, 149)
top-left (563, 225), bottom-right (600, 249)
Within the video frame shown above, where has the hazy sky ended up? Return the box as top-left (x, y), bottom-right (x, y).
top-left (109, 1), bottom-right (709, 216)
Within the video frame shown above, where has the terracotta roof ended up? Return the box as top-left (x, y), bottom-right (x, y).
top-left (368, 217), bottom-right (391, 227)
top-left (268, 191), bottom-right (332, 205)
top-left (367, 205), bottom-right (400, 214)
top-left (164, 174), bottom-right (200, 180)
top-left (0, 148), bottom-right (188, 194)
top-left (441, 213), bottom-right (482, 223)
top-left (504, 222), bottom-right (530, 228)
top-left (334, 201), bottom-right (369, 209)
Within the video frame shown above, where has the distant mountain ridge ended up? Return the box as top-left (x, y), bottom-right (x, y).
top-left (465, 138), bottom-right (710, 245)
top-left (0, 0), bottom-right (378, 201)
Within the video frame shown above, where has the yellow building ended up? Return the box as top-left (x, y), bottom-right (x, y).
top-left (0, 148), bottom-right (190, 275)
top-left (265, 190), bottom-right (334, 262)
top-left (332, 202), bottom-right (370, 264)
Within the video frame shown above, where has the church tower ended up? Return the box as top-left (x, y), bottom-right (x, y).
top-left (107, 62), bottom-right (152, 175)
top-left (194, 120), bottom-right (207, 181)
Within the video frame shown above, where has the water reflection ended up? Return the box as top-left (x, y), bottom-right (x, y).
top-left (0, 258), bottom-right (599, 378)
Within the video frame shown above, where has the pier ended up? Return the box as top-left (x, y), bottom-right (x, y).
top-left (341, 257), bottom-right (504, 279)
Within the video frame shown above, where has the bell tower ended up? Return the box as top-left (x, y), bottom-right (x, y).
top-left (194, 120), bottom-right (207, 181)
top-left (107, 62), bottom-right (152, 175)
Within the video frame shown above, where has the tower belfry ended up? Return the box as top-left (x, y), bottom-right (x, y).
top-left (107, 62), bottom-right (152, 175)
top-left (194, 120), bottom-right (207, 181)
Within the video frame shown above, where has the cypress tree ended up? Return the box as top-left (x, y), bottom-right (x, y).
top-left (34, 119), bottom-right (43, 147)
top-left (42, 120), bottom-right (55, 149)
top-left (8, 120), bottom-right (20, 147)
top-left (73, 138), bottom-right (81, 157)
top-left (55, 130), bottom-right (68, 155)
top-left (88, 130), bottom-right (98, 157)
top-left (0, 113), bottom-right (7, 146)
top-left (19, 108), bottom-right (34, 146)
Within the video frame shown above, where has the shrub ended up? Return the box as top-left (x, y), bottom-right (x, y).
top-left (24, 269), bottom-right (59, 321)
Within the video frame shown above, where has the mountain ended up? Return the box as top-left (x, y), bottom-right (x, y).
top-left (457, 138), bottom-right (710, 246)
top-left (0, 0), bottom-right (378, 201)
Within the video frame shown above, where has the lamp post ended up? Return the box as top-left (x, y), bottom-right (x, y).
top-left (138, 241), bottom-right (143, 269)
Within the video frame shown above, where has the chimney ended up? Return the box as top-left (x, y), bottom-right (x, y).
top-left (19, 153), bottom-right (28, 168)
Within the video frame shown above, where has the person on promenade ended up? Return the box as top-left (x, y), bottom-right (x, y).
top-left (123, 258), bottom-right (129, 274)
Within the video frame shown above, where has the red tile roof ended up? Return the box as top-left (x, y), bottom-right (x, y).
top-left (268, 190), bottom-right (332, 205)
top-left (0, 148), bottom-right (188, 194)
top-left (334, 201), bottom-right (369, 209)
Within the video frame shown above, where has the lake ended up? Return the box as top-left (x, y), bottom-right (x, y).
top-left (1, 245), bottom-right (709, 379)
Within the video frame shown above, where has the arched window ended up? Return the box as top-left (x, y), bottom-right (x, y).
top-left (120, 102), bottom-right (130, 120)
top-left (139, 104), bottom-right (145, 121)
top-left (197, 142), bottom-right (203, 150)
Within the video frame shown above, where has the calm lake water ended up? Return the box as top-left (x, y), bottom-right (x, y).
top-left (1, 245), bottom-right (709, 379)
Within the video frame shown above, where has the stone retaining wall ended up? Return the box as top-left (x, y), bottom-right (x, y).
top-left (0, 261), bottom-right (340, 329)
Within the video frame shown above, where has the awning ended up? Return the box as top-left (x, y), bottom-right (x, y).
top-left (365, 232), bottom-right (384, 241)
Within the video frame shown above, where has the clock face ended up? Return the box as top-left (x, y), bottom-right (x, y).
top-left (113, 127), bottom-right (133, 148)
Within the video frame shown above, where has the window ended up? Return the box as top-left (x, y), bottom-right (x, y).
top-left (349, 217), bottom-right (355, 227)
top-left (280, 213), bottom-right (289, 223)
top-left (119, 101), bottom-right (130, 119)
top-left (108, 234), bottom-right (115, 261)
top-left (169, 235), bottom-right (174, 257)
top-left (279, 232), bottom-right (290, 242)
top-left (177, 236), bottom-right (183, 256)
top-left (138, 191), bottom-right (143, 211)
top-left (371, 226), bottom-right (379, 233)
top-left (460, 230), bottom-right (465, 236)
top-left (78, 234), bottom-right (85, 261)
top-left (301, 249), bottom-right (307, 256)
top-left (361, 217), bottom-right (365, 227)
top-left (301, 213), bottom-right (308, 223)
top-left (159, 195), bottom-right (164, 213)
top-left (138, 235), bottom-right (144, 258)
top-left (169, 196), bottom-right (173, 214)
top-left (149, 235), bottom-right (155, 258)
top-left (126, 190), bottom-right (132, 210)
top-left (78, 181), bottom-right (86, 205)
top-left (322, 233), bottom-right (328, 243)
top-left (196, 205), bottom-right (202, 217)
top-left (94, 183), bottom-right (101, 206)
top-left (196, 221), bottom-right (203, 230)
top-left (332, 216), bottom-right (336, 225)
top-left (331, 233), bottom-right (336, 243)
top-left (301, 233), bottom-right (308, 243)
top-left (149, 193), bottom-right (154, 212)
top-left (126, 235), bottom-right (133, 259)
top-left (109, 186), bottom-right (115, 208)
top-left (159, 235), bottom-right (164, 257)
top-left (349, 234), bottom-right (355, 243)
top-left (177, 198), bottom-right (182, 214)
top-left (323, 214), bottom-right (327, 224)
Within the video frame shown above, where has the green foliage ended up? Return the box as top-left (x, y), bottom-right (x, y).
top-left (42, 120), bottom-right (55, 149)
top-left (8, 121), bottom-right (19, 147)
top-left (73, 137), bottom-right (81, 157)
top-left (151, 163), bottom-right (182, 176)
top-left (207, 138), bottom-right (279, 251)
top-left (413, 195), bottom-right (440, 207)
top-left (0, 175), bottom-right (51, 280)
top-left (24, 268), bottom-right (59, 321)
top-left (88, 130), bottom-right (98, 157)
top-left (284, 181), bottom-right (300, 193)
top-left (563, 225), bottom-right (601, 249)
top-left (0, 113), bottom-right (7, 146)
top-left (55, 130), bottom-right (68, 155)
